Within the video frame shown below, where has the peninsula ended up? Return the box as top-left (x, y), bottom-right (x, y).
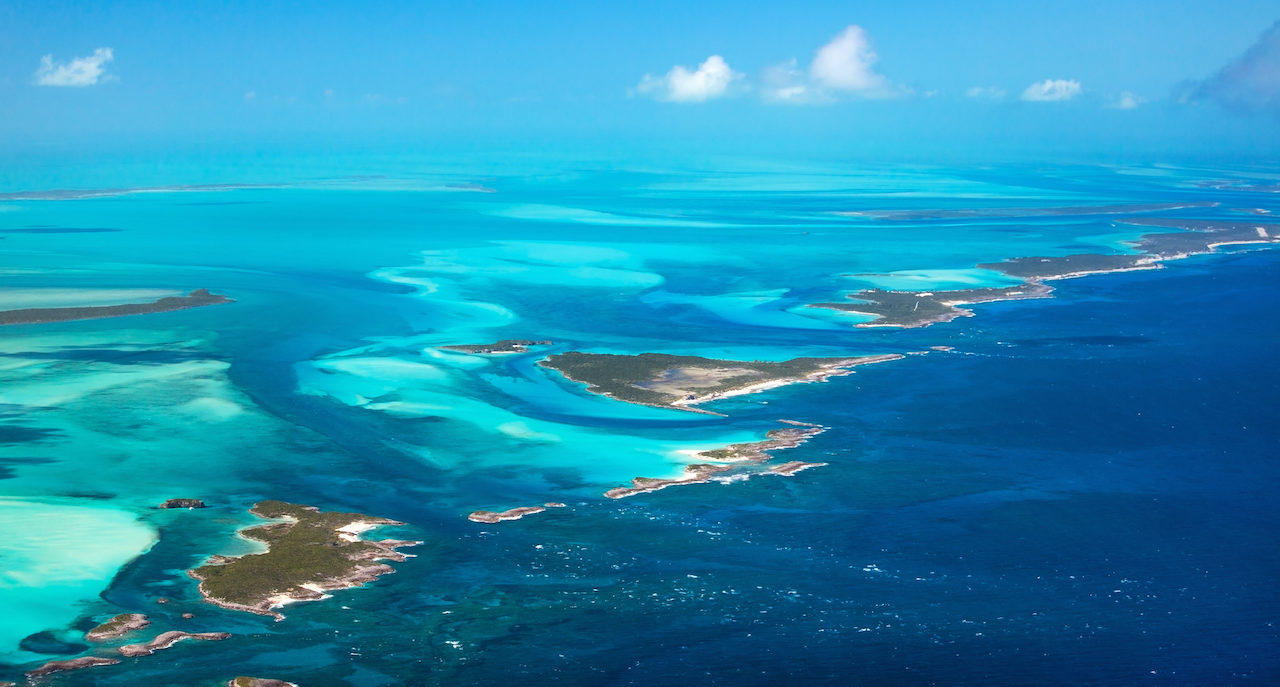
top-left (539, 352), bottom-right (903, 413)
top-left (0, 289), bottom-right (232, 326)
top-left (188, 501), bottom-right (420, 620)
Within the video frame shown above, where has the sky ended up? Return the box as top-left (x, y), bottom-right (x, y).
top-left (2, 1), bottom-right (1279, 160)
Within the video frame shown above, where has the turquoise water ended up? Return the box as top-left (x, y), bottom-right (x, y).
top-left (0, 155), bottom-right (1277, 684)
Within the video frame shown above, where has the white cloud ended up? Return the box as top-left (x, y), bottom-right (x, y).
top-left (34, 47), bottom-right (114, 87)
top-left (1021, 79), bottom-right (1082, 102)
top-left (635, 55), bottom-right (743, 102)
top-left (1107, 91), bottom-right (1144, 110)
top-left (965, 86), bottom-right (1007, 100)
top-left (811, 25), bottom-right (891, 94)
top-left (761, 25), bottom-right (906, 104)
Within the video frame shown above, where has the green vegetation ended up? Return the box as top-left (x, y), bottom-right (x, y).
top-left (812, 284), bottom-right (1051, 328)
top-left (85, 613), bottom-right (149, 641)
top-left (977, 253), bottom-right (1150, 279)
top-left (190, 501), bottom-right (404, 611)
top-left (540, 352), bottom-right (875, 408)
top-left (439, 339), bottom-right (551, 354)
top-left (0, 289), bottom-right (232, 326)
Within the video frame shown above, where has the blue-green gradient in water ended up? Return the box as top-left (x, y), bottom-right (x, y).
top-left (0, 156), bottom-right (1276, 685)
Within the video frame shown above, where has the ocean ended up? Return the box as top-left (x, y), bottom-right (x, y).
top-left (0, 153), bottom-right (1276, 685)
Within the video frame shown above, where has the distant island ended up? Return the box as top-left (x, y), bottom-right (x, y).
top-left (467, 502), bottom-right (567, 523)
top-left (842, 201), bottom-right (1218, 221)
top-left (539, 351), bottom-right (903, 413)
top-left (188, 501), bottom-right (420, 620)
top-left (813, 217), bottom-right (1280, 328)
top-left (0, 289), bottom-right (232, 326)
top-left (440, 339), bottom-right (552, 354)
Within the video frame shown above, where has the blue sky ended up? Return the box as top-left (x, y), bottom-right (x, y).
top-left (2, 1), bottom-right (1278, 158)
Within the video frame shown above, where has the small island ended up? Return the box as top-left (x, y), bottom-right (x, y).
top-left (439, 339), bottom-right (552, 354)
top-left (25, 656), bottom-right (120, 679)
top-left (188, 501), bottom-right (421, 620)
top-left (605, 421), bottom-right (829, 499)
top-left (86, 613), bottom-right (150, 641)
top-left (230, 678), bottom-right (297, 687)
top-left (467, 502), bottom-right (566, 524)
top-left (160, 498), bottom-right (207, 509)
top-left (540, 352), bottom-right (903, 413)
top-left (118, 631), bottom-right (231, 657)
top-left (843, 200), bottom-right (1217, 221)
top-left (0, 289), bottom-right (232, 326)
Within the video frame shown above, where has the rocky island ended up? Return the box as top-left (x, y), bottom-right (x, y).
top-left (0, 289), bottom-right (232, 326)
top-left (606, 421), bottom-right (830, 499)
top-left (85, 613), bottom-right (150, 641)
top-left (118, 630), bottom-right (230, 657)
top-left (160, 498), bottom-right (207, 509)
top-left (230, 678), bottom-right (298, 687)
top-left (539, 352), bottom-right (903, 413)
top-left (467, 502), bottom-right (567, 524)
top-left (189, 501), bottom-right (421, 620)
top-left (440, 339), bottom-right (552, 354)
top-left (24, 656), bottom-right (120, 679)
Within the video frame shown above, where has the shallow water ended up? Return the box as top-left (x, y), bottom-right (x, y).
top-left (0, 157), bottom-right (1276, 684)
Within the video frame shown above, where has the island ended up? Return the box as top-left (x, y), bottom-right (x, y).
top-left (188, 501), bottom-right (421, 620)
top-left (605, 421), bottom-right (829, 499)
top-left (25, 657), bottom-right (120, 679)
top-left (468, 502), bottom-right (566, 523)
top-left (160, 498), bottom-right (207, 509)
top-left (539, 352), bottom-right (904, 413)
top-left (118, 631), bottom-right (230, 657)
top-left (440, 339), bottom-right (552, 354)
top-left (811, 283), bottom-right (1053, 328)
top-left (86, 613), bottom-right (150, 641)
top-left (0, 289), bottom-right (232, 326)
top-left (230, 678), bottom-right (297, 687)
top-left (813, 217), bottom-right (1280, 329)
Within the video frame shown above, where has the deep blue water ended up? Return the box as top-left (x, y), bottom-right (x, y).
top-left (0, 159), bottom-right (1276, 685)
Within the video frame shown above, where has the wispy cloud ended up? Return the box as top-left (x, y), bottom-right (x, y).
top-left (1107, 91), bottom-right (1144, 110)
top-left (1021, 79), bottom-right (1082, 102)
top-left (965, 86), bottom-right (1007, 100)
top-left (635, 55), bottom-right (744, 102)
top-left (34, 47), bottom-right (114, 87)
top-left (1178, 20), bottom-right (1280, 116)
top-left (762, 25), bottom-right (907, 104)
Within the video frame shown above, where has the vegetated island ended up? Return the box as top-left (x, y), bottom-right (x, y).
top-left (188, 501), bottom-right (421, 620)
top-left (85, 613), bottom-right (150, 641)
top-left (440, 339), bottom-right (552, 354)
top-left (0, 289), bottom-right (232, 326)
top-left (160, 498), bottom-right (207, 509)
top-left (25, 656), bottom-right (120, 679)
top-left (118, 631), bottom-right (230, 657)
top-left (230, 678), bottom-right (298, 687)
top-left (231, 675), bottom-right (298, 685)
top-left (605, 421), bottom-right (829, 499)
top-left (539, 352), bottom-right (903, 414)
top-left (467, 502), bottom-right (567, 524)
top-left (812, 217), bottom-right (1280, 328)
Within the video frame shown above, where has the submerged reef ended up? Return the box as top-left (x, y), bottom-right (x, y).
top-left (814, 217), bottom-right (1280, 328)
top-left (189, 501), bottom-right (421, 620)
top-left (0, 289), bottom-right (232, 326)
top-left (540, 352), bottom-right (902, 413)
